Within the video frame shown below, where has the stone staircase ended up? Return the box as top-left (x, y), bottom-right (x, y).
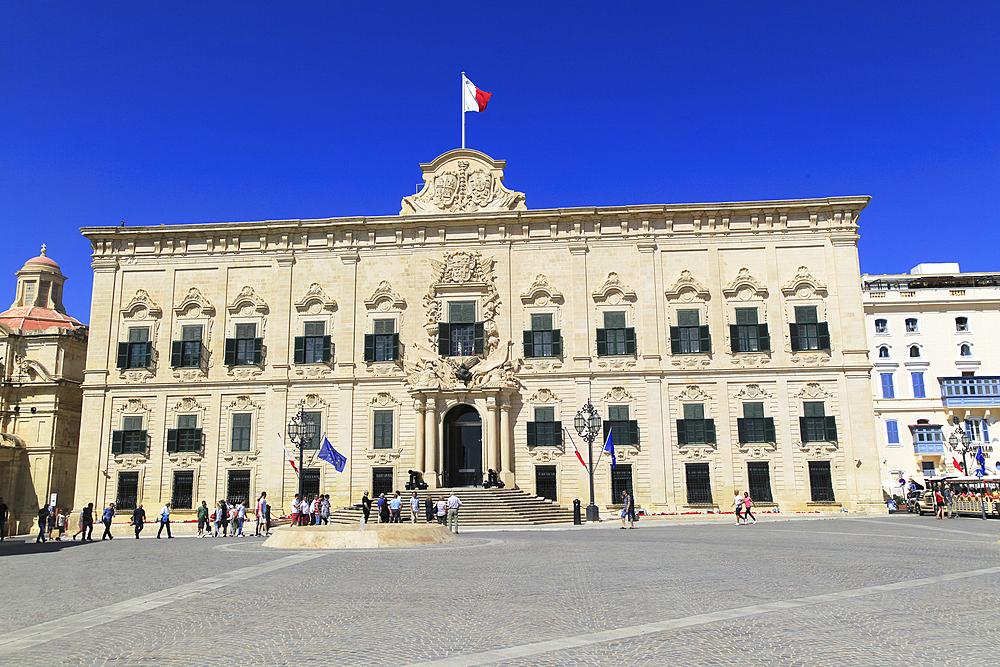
top-left (328, 488), bottom-right (575, 526)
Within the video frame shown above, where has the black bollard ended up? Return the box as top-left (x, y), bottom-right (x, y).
top-left (573, 499), bottom-right (582, 525)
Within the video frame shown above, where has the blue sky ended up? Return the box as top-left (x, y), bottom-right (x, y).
top-left (2, 2), bottom-right (997, 324)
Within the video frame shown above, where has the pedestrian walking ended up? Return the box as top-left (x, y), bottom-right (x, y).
top-left (410, 492), bottom-right (420, 524)
top-left (321, 495), bottom-right (331, 525)
top-left (733, 490), bottom-right (744, 525)
top-left (255, 492), bottom-right (269, 536)
top-left (236, 500), bottom-right (246, 536)
top-left (290, 493), bottom-right (301, 527)
top-left (101, 503), bottom-right (116, 540)
top-left (944, 485), bottom-right (956, 519)
top-left (56, 509), bottom-right (67, 540)
top-left (389, 492), bottom-right (402, 523)
top-left (620, 489), bottom-right (635, 529)
top-left (36, 505), bottom-right (50, 543)
top-left (312, 495), bottom-right (322, 525)
top-left (80, 503), bottom-right (95, 541)
top-left (0, 496), bottom-right (8, 542)
top-left (435, 497), bottom-right (447, 524)
top-left (446, 491), bottom-right (462, 534)
top-left (218, 499), bottom-right (229, 536)
top-left (361, 491), bottom-right (372, 524)
top-left (378, 493), bottom-right (389, 523)
top-left (424, 495), bottom-right (434, 523)
top-left (934, 488), bottom-right (946, 519)
top-left (46, 506), bottom-right (57, 540)
top-left (157, 502), bottom-right (173, 538)
top-left (742, 492), bottom-right (756, 524)
top-left (196, 500), bottom-right (208, 537)
top-left (131, 504), bottom-right (146, 538)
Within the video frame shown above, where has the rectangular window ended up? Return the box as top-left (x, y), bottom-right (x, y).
top-left (732, 308), bottom-right (768, 353)
top-left (880, 373), bottom-right (895, 399)
top-left (227, 469), bottom-right (251, 506)
top-left (672, 309), bottom-right (710, 354)
top-left (23, 281), bottom-right (35, 306)
top-left (955, 317), bottom-right (969, 332)
top-left (527, 406), bottom-right (562, 448)
top-left (922, 461), bottom-right (936, 478)
top-left (118, 327), bottom-right (152, 369)
top-left (37, 281), bottom-right (50, 308)
top-left (596, 311), bottom-right (635, 357)
top-left (912, 425), bottom-right (945, 453)
top-left (886, 420), bottom-right (900, 445)
top-left (611, 464), bottom-right (633, 504)
top-left (365, 319), bottom-right (400, 362)
top-left (746, 462), bottom-right (773, 503)
top-left (911, 372), bottom-right (926, 398)
top-left (168, 414), bottom-right (203, 453)
top-left (231, 413), bottom-right (252, 452)
top-left (603, 405), bottom-right (638, 447)
top-left (808, 461), bottom-right (835, 502)
top-left (372, 468), bottom-right (394, 498)
top-left (116, 471), bottom-right (139, 511)
top-left (301, 468), bottom-right (320, 498)
top-left (677, 403), bottom-right (715, 446)
top-left (171, 470), bottom-right (194, 509)
top-left (302, 411), bottom-right (322, 450)
top-left (442, 301), bottom-right (479, 357)
top-left (373, 410), bottom-right (393, 449)
top-left (523, 313), bottom-right (561, 358)
top-left (800, 402), bottom-right (837, 443)
top-left (874, 319), bottom-right (887, 334)
top-left (685, 463), bottom-right (713, 504)
top-left (535, 465), bottom-right (557, 501)
top-left (112, 416), bottom-right (147, 455)
top-left (737, 402), bottom-right (775, 444)
top-left (172, 325), bottom-right (203, 368)
top-left (905, 318), bottom-right (919, 333)
top-left (790, 306), bottom-right (830, 352)
top-left (294, 321), bottom-right (329, 364)
top-left (227, 322), bottom-right (262, 366)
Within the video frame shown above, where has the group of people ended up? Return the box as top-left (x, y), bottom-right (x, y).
top-left (33, 504), bottom-right (70, 542)
top-left (289, 493), bottom-right (331, 526)
top-left (360, 490), bottom-right (463, 533)
top-left (732, 490), bottom-right (757, 525)
top-left (194, 498), bottom-right (251, 537)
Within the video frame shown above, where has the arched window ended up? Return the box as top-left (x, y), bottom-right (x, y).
top-left (878, 346), bottom-right (890, 358)
top-left (909, 346), bottom-right (920, 358)
top-left (960, 344), bottom-right (971, 357)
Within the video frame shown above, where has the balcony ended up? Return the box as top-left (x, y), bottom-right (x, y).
top-left (939, 376), bottom-right (1000, 408)
top-left (914, 442), bottom-right (945, 454)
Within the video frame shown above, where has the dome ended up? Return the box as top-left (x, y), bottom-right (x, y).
top-left (20, 245), bottom-right (62, 274)
top-left (0, 306), bottom-right (83, 331)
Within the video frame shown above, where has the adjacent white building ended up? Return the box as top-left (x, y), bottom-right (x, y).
top-left (863, 263), bottom-right (1000, 485)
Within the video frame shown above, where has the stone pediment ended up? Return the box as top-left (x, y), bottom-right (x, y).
top-left (400, 149), bottom-right (526, 215)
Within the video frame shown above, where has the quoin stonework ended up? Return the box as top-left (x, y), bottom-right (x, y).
top-left (74, 149), bottom-right (883, 517)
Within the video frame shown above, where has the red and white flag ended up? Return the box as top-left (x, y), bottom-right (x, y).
top-left (279, 434), bottom-right (299, 476)
top-left (463, 74), bottom-right (491, 112)
top-left (563, 427), bottom-right (589, 470)
top-left (953, 456), bottom-right (964, 473)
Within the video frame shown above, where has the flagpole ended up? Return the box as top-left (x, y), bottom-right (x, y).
top-left (461, 71), bottom-right (466, 149)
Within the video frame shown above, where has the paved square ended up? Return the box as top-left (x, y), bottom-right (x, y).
top-left (0, 514), bottom-right (997, 666)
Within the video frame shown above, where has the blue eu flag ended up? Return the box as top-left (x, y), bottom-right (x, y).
top-left (603, 429), bottom-right (616, 470)
top-left (319, 437), bottom-right (347, 473)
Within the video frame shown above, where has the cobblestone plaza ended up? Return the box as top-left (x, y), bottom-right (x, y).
top-left (1, 514), bottom-right (997, 666)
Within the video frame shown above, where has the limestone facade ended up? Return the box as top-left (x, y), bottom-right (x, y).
top-left (75, 149), bottom-right (883, 517)
top-left (863, 264), bottom-right (1000, 484)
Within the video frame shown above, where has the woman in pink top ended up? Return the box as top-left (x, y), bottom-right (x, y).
top-left (742, 492), bottom-right (756, 524)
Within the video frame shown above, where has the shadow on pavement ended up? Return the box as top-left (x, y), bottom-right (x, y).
top-left (0, 538), bottom-right (99, 556)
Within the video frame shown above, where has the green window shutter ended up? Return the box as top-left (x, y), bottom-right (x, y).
top-left (137, 430), bottom-right (148, 451)
top-left (699, 326), bottom-right (711, 353)
top-left (364, 334), bottom-right (376, 362)
top-left (730, 325), bottom-right (740, 353)
top-left (111, 431), bottom-right (124, 455)
top-left (758, 323), bottom-right (770, 352)
top-left (473, 322), bottom-right (485, 355)
top-left (438, 323), bottom-right (450, 356)
top-left (224, 338), bottom-right (237, 365)
top-left (526, 421), bottom-right (536, 447)
top-left (676, 420), bottom-right (687, 445)
top-left (194, 428), bottom-right (203, 450)
top-left (551, 329), bottom-right (562, 356)
top-left (596, 328), bottom-right (607, 356)
top-left (116, 342), bottom-right (128, 369)
top-left (293, 336), bottom-right (306, 364)
top-left (824, 416), bottom-right (838, 441)
top-left (391, 333), bottom-right (400, 361)
top-left (737, 418), bottom-right (748, 444)
top-left (789, 323), bottom-right (801, 352)
top-left (252, 338), bottom-right (264, 364)
top-left (704, 419), bottom-right (716, 444)
top-left (764, 417), bottom-right (776, 442)
top-left (628, 420), bottom-right (639, 447)
top-left (799, 416), bottom-right (809, 442)
top-left (166, 429), bottom-right (179, 453)
top-left (322, 336), bottom-right (332, 363)
top-left (625, 328), bottom-right (636, 355)
top-left (554, 421), bottom-right (563, 446)
top-left (523, 330), bottom-right (533, 358)
top-left (171, 340), bottom-right (183, 367)
top-left (670, 326), bottom-right (681, 354)
top-left (817, 322), bottom-right (831, 351)
top-left (142, 342), bottom-right (152, 367)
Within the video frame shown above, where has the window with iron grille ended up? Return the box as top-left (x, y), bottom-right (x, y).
top-left (171, 470), bottom-right (194, 509)
top-left (535, 465), bottom-right (557, 501)
top-left (227, 469), bottom-right (251, 506)
top-left (602, 405), bottom-right (638, 447)
top-left (225, 323), bottom-right (263, 366)
top-left (372, 467), bottom-right (394, 498)
top-left (790, 306), bottom-right (830, 351)
top-left (611, 464), bottom-right (633, 504)
top-left (685, 463), bottom-right (713, 504)
top-left (116, 471), bottom-right (139, 511)
top-left (294, 321), bottom-right (331, 364)
top-left (365, 319), bottom-right (400, 362)
top-left (438, 302), bottom-right (483, 357)
top-left (111, 415), bottom-right (147, 455)
top-left (171, 325), bottom-right (203, 368)
top-left (671, 310), bottom-right (711, 354)
top-left (737, 402), bottom-right (776, 443)
top-left (808, 461), bottom-right (835, 502)
top-left (527, 406), bottom-right (562, 447)
top-left (302, 411), bottom-right (321, 450)
top-left (117, 327), bottom-right (152, 369)
top-left (373, 410), bottom-right (393, 449)
top-left (677, 403), bottom-right (716, 445)
top-left (523, 313), bottom-right (562, 358)
top-left (301, 468), bottom-right (320, 498)
top-left (730, 308), bottom-right (769, 353)
top-left (597, 311), bottom-right (635, 356)
top-left (231, 413), bottom-right (252, 452)
top-left (746, 462), bottom-right (773, 503)
top-left (800, 402), bottom-right (837, 443)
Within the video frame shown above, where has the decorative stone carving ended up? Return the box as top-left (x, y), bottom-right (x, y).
top-left (400, 149), bottom-right (526, 215)
top-left (675, 385), bottom-right (710, 401)
top-left (172, 288), bottom-right (214, 381)
top-left (170, 397), bottom-right (207, 414)
top-left (227, 286), bottom-right (269, 316)
top-left (604, 386), bottom-right (634, 403)
top-left (293, 365), bottom-right (332, 379)
top-left (729, 353), bottom-right (771, 368)
top-left (470, 341), bottom-right (522, 389)
top-left (365, 449), bottom-right (401, 465)
top-left (294, 283), bottom-right (337, 315)
top-left (528, 447), bottom-right (563, 462)
top-left (520, 275), bottom-right (565, 306)
top-left (369, 392), bottom-right (401, 408)
top-left (722, 268), bottom-right (768, 300)
top-left (596, 358), bottom-right (638, 371)
top-left (168, 454), bottom-right (202, 467)
top-left (227, 366), bottom-right (263, 381)
top-left (790, 353), bottom-right (830, 366)
top-left (303, 393), bottom-right (327, 408)
top-left (793, 382), bottom-right (834, 399)
top-left (118, 398), bottom-right (151, 415)
top-left (529, 388), bottom-right (557, 403)
top-left (735, 384), bottom-right (772, 400)
top-left (665, 271), bottom-right (711, 302)
top-left (739, 445), bottom-right (776, 458)
top-left (680, 446), bottom-right (715, 460)
top-left (781, 266), bottom-right (828, 299)
top-left (592, 273), bottom-right (637, 305)
top-left (365, 363), bottom-right (402, 377)
top-left (173, 287), bottom-right (215, 319)
top-left (423, 251), bottom-right (500, 356)
top-left (521, 359), bottom-right (563, 373)
top-left (364, 281), bottom-right (406, 311)
top-left (114, 455), bottom-right (144, 468)
top-left (671, 356), bottom-right (710, 369)
top-left (120, 289), bottom-right (163, 319)
top-left (227, 395), bottom-right (261, 411)
top-left (222, 452), bottom-right (259, 466)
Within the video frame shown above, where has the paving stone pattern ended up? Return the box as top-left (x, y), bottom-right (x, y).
top-left (0, 514), bottom-right (997, 666)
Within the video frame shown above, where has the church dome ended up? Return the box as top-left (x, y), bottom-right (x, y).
top-left (0, 245), bottom-right (84, 332)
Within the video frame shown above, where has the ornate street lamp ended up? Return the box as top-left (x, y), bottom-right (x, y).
top-left (287, 406), bottom-right (317, 500)
top-left (574, 398), bottom-right (603, 522)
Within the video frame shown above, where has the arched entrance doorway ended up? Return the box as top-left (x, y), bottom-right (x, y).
top-left (442, 405), bottom-right (482, 487)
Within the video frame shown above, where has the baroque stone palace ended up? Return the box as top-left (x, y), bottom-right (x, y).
top-left (75, 149), bottom-right (882, 516)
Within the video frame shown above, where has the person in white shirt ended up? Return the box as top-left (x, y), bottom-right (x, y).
top-left (409, 492), bottom-right (420, 524)
top-left (235, 501), bottom-right (246, 537)
top-left (156, 503), bottom-right (173, 539)
top-left (321, 495), bottom-right (331, 525)
top-left (446, 492), bottom-right (462, 534)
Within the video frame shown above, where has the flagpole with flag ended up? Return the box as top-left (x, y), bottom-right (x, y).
top-left (563, 427), bottom-right (589, 470)
top-left (278, 433), bottom-right (299, 477)
top-left (461, 72), bottom-right (491, 148)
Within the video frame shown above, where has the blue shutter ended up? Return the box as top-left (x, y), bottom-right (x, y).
top-left (886, 420), bottom-right (899, 444)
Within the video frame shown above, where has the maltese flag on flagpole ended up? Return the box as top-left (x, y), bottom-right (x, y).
top-left (463, 73), bottom-right (491, 112)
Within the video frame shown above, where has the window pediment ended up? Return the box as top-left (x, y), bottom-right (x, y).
top-left (120, 289), bottom-right (162, 319)
top-left (781, 266), bottom-right (827, 299)
top-left (227, 286), bottom-right (269, 316)
top-left (294, 283), bottom-right (337, 315)
top-left (665, 270), bottom-right (710, 302)
top-left (521, 274), bottom-right (564, 306)
top-left (592, 272), bottom-right (637, 305)
top-left (722, 268), bottom-right (768, 300)
top-left (173, 288), bottom-right (215, 319)
top-left (364, 281), bottom-right (406, 311)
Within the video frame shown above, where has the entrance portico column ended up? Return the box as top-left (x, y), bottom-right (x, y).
top-left (413, 397), bottom-right (425, 478)
top-left (487, 395), bottom-right (500, 473)
top-left (500, 395), bottom-right (514, 487)
top-left (424, 398), bottom-right (438, 488)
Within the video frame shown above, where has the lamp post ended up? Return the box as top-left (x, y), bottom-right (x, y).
top-left (948, 429), bottom-right (972, 478)
top-left (574, 398), bottom-right (603, 522)
top-left (287, 406), bottom-right (317, 500)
